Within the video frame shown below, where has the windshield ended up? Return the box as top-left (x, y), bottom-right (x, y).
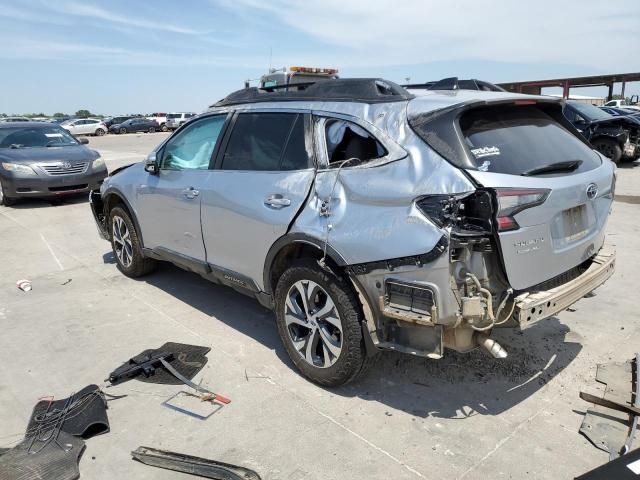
top-left (0, 126), bottom-right (79, 148)
top-left (569, 102), bottom-right (612, 121)
top-left (167, 114), bottom-right (181, 119)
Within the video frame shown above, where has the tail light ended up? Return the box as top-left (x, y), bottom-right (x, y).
top-left (494, 188), bottom-right (550, 231)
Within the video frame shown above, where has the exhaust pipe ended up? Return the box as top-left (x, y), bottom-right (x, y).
top-left (477, 333), bottom-right (508, 359)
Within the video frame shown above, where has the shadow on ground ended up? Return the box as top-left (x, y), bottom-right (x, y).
top-left (135, 260), bottom-right (582, 420)
top-left (7, 193), bottom-right (88, 209)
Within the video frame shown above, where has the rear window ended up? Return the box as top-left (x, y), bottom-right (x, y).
top-left (459, 106), bottom-right (601, 175)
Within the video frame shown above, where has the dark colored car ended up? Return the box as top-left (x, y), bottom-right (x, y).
top-left (104, 116), bottom-right (135, 129)
top-left (564, 101), bottom-right (640, 163)
top-left (109, 118), bottom-right (159, 134)
top-left (0, 123), bottom-right (107, 206)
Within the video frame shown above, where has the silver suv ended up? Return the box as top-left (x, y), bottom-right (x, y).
top-left (90, 79), bottom-right (616, 386)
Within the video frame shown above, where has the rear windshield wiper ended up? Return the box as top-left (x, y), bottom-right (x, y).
top-left (521, 160), bottom-right (582, 177)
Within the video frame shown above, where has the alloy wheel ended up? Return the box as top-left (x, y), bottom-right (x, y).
top-left (284, 280), bottom-right (343, 368)
top-left (112, 216), bottom-right (133, 268)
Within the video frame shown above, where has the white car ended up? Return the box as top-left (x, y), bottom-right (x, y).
top-left (166, 112), bottom-right (196, 130)
top-left (62, 118), bottom-right (108, 136)
top-left (604, 97), bottom-right (640, 111)
top-left (146, 113), bottom-right (168, 131)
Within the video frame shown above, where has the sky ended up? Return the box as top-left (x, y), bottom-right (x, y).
top-left (1, 0), bottom-right (639, 115)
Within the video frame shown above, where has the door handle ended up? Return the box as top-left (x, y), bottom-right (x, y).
top-left (182, 187), bottom-right (200, 199)
top-left (264, 194), bottom-right (291, 209)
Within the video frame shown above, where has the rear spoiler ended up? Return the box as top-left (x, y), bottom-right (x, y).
top-left (403, 77), bottom-right (506, 93)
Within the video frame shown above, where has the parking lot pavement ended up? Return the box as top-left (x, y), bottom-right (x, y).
top-left (0, 134), bottom-right (638, 479)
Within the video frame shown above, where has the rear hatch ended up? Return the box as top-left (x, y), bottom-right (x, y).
top-left (409, 97), bottom-right (615, 290)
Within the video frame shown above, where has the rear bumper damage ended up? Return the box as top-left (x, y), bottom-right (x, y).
top-left (513, 245), bottom-right (616, 324)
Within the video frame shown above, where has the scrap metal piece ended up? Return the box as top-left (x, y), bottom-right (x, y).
top-left (580, 392), bottom-right (640, 417)
top-left (159, 358), bottom-right (231, 405)
top-left (580, 358), bottom-right (638, 460)
top-left (131, 446), bottom-right (261, 480)
top-left (624, 353), bottom-right (640, 455)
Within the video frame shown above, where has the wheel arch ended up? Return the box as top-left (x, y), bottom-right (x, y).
top-left (103, 188), bottom-right (145, 246)
top-left (263, 233), bottom-right (347, 295)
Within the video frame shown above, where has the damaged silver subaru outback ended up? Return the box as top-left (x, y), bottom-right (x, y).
top-left (90, 79), bottom-right (616, 386)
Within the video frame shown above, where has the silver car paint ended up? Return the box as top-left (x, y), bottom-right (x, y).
top-left (201, 169), bottom-right (316, 284)
top-left (467, 160), bottom-right (614, 290)
top-left (101, 89), bottom-right (614, 321)
top-left (135, 169), bottom-right (210, 260)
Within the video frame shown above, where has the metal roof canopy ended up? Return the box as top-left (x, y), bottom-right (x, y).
top-left (498, 72), bottom-right (640, 100)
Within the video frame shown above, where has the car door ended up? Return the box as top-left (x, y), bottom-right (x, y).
top-left (135, 114), bottom-right (229, 263)
top-left (66, 120), bottom-right (83, 135)
top-left (200, 111), bottom-right (316, 289)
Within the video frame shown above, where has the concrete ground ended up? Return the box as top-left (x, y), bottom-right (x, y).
top-left (0, 132), bottom-right (638, 479)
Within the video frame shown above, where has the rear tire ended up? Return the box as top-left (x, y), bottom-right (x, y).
top-left (0, 180), bottom-right (17, 206)
top-left (95, 128), bottom-right (105, 136)
top-left (160, 123), bottom-right (168, 132)
top-left (274, 259), bottom-right (369, 386)
top-left (593, 138), bottom-right (622, 164)
top-left (109, 206), bottom-right (156, 278)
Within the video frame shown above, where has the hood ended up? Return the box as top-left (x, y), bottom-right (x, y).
top-left (0, 145), bottom-right (99, 164)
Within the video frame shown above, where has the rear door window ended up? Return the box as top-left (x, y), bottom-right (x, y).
top-left (324, 119), bottom-right (386, 166)
top-left (460, 105), bottom-right (601, 175)
top-left (221, 113), bottom-right (311, 171)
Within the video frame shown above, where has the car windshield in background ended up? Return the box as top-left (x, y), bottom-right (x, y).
top-left (167, 114), bottom-right (181, 119)
top-left (0, 126), bottom-right (79, 148)
top-left (570, 102), bottom-right (612, 121)
top-left (459, 105), bottom-right (601, 176)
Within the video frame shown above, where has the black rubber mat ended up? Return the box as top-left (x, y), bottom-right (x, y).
top-left (116, 343), bottom-right (211, 385)
top-left (0, 430), bottom-right (84, 480)
top-left (25, 385), bottom-right (109, 440)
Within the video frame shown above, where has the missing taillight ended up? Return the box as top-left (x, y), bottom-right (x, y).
top-left (416, 191), bottom-right (493, 234)
top-left (494, 188), bottom-right (550, 231)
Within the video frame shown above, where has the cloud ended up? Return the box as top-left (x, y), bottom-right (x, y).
top-left (0, 37), bottom-right (263, 68)
top-left (216, 0), bottom-right (640, 71)
top-left (47, 1), bottom-right (210, 35)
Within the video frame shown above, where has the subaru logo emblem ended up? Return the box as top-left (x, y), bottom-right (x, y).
top-left (62, 162), bottom-right (72, 169)
top-left (586, 183), bottom-right (598, 200)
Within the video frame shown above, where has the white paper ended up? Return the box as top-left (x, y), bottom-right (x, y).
top-left (627, 458), bottom-right (640, 475)
top-left (44, 133), bottom-right (63, 138)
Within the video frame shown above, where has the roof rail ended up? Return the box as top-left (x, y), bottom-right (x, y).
top-left (402, 77), bottom-right (506, 92)
top-left (212, 78), bottom-right (414, 107)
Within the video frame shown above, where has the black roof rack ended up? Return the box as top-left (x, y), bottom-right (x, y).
top-left (212, 78), bottom-right (414, 107)
top-left (402, 77), bottom-right (506, 92)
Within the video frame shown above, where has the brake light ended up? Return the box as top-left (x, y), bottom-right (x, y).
top-left (494, 188), bottom-right (550, 231)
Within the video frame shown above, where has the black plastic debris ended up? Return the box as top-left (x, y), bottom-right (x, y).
top-left (0, 431), bottom-right (85, 480)
top-left (576, 447), bottom-right (640, 479)
top-left (0, 385), bottom-right (109, 480)
top-left (108, 342), bottom-right (211, 386)
top-left (26, 385), bottom-right (110, 439)
top-left (132, 446), bottom-right (261, 480)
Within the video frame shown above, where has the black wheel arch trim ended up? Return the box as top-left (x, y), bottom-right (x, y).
top-left (102, 187), bottom-right (145, 247)
top-left (263, 233), bottom-right (347, 295)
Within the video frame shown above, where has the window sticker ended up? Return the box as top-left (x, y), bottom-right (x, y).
top-left (471, 146), bottom-right (500, 158)
top-left (44, 133), bottom-right (64, 138)
top-left (478, 160), bottom-right (491, 172)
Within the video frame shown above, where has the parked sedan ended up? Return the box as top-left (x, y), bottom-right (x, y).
top-left (103, 116), bottom-right (135, 129)
top-left (0, 123), bottom-right (107, 206)
top-left (109, 118), bottom-right (159, 134)
top-left (61, 118), bottom-right (107, 136)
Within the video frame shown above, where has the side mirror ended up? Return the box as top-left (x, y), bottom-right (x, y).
top-left (144, 152), bottom-right (159, 174)
top-left (79, 137), bottom-right (89, 145)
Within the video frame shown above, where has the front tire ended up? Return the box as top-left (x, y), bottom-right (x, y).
top-left (109, 206), bottom-right (156, 277)
top-left (119, 127), bottom-right (127, 135)
top-left (274, 259), bottom-right (368, 386)
top-left (148, 127), bottom-right (155, 133)
top-left (593, 138), bottom-right (622, 164)
top-left (160, 123), bottom-right (168, 132)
